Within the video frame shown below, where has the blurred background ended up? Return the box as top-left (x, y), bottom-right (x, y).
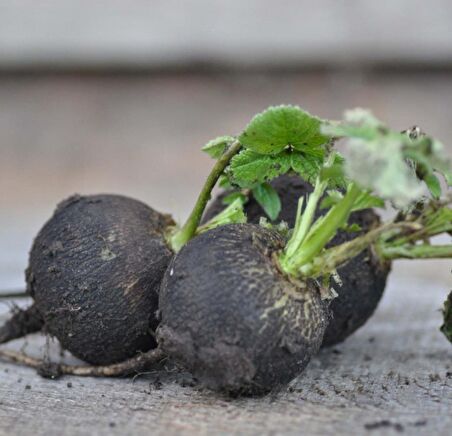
top-left (1, 0), bottom-right (451, 289)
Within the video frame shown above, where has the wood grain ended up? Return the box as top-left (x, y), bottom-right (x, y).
top-left (0, 271), bottom-right (451, 435)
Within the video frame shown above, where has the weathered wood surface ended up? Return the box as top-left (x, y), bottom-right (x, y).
top-left (0, 263), bottom-right (451, 436)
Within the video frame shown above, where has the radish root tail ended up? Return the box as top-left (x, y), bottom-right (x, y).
top-left (0, 290), bottom-right (30, 299)
top-left (0, 347), bottom-right (166, 378)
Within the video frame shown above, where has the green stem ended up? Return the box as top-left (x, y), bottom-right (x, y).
top-left (195, 197), bottom-right (246, 235)
top-left (299, 222), bottom-right (414, 277)
top-left (283, 153), bottom-right (335, 259)
top-left (378, 244), bottom-right (452, 260)
top-left (169, 140), bottom-right (242, 252)
top-left (280, 183), bottom-right (361, 276)
top-left (284, 185), bottom-right (321, 259)
top-left (389, 215), bottom-right (452, 246)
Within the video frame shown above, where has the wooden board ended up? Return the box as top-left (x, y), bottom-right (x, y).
top-left (1, 265), bottom-right (451, 436)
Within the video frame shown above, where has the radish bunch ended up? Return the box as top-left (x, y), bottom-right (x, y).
top-left (1, 105), bottom-right (451, 395)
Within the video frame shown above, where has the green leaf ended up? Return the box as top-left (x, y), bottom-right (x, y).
top-left (252, 183), bottom-right (281, 221)
top-left (197, 198), bottom-right (246, 234)
top-left (405, 140), bottom-right (446, 197)
top-left (290, 151), bottom-right (324, 184)
top-left (319, 190), bottom-right (343, 209)
top-left (218, 175), bottom-right (233, 189)
top-left (322, 109), bottom-right (384, 140)
top-left (423, 173), bottom-right (442, 199)
top-left (320, 189), bottom-right (385, 212)
top-left (441, 291), bottom-right (452, 344)
top-left (349, 190), bottom-right (386, 211)
top-left (407, 137), bottom-right (452, 191)
top-left (342, 223), bottom-right (362, 233)
top-left (445, 170), bottom-right (452, 186)
top-left (239, 105), bottom-right (330, 155)
top-left (222, 192), bottom-right (248, 206)
top-left (323, 109), bottom-right (452, 208)
top-left (323, 109), bottom-right (425, 207)
top-left (202, 136), bottom-right (235, 159)
top-left (229, 149), bottom-right (291, 188)
top-left (319, 153), bottom-right (347, 189)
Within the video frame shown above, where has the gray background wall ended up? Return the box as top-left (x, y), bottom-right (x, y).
top-left (1, 0), bottom-right (452, 69)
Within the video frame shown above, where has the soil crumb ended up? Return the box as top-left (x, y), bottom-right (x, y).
top-left (365, 420), bottom-right (404, 432)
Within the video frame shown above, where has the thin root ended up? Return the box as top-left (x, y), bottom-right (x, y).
top-left (0, 347), bottom-right (166, 378)
top-left (0, 290), bottom-right (30, 299)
